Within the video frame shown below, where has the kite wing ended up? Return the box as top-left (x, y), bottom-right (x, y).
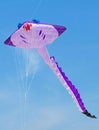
top-left (4, 20), bottom-right (96, 118)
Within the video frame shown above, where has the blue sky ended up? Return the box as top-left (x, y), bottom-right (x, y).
top-left (0, 0), bottom-right (99, 130)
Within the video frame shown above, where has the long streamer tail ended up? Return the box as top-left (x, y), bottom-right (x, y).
top-left (49, 56), bottom-right (96, 118)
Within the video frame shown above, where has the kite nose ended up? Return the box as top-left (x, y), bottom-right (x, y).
top-left (4, 37), bottom-right (15, 47)
top-left (53, 25), bottom-right (67, 36)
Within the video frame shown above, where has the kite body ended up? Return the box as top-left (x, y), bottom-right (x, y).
top-left (5, 21), bottom-right (65, 49)
top-left (4, 20), bottom-right (96, 118)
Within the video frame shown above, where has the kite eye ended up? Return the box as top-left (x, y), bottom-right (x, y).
top-left (32, 19), bottom-right (40, 23)
top-left (17, 23), bottom-right (23, 29)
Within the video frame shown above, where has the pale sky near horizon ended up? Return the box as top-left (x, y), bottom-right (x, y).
top-left (0, 0), bottom-right (99, 130)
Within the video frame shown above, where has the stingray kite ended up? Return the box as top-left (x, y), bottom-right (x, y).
top-left (4, 19), bottom-right (96, 118)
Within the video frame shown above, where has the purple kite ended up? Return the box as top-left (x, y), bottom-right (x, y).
top-left (4, 20), bottom-right (96, 118)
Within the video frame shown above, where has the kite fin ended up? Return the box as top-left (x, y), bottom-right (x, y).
top-left (83, 110), bottom-right (97, 119)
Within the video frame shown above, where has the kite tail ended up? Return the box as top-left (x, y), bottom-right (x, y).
top-left (49, 56), bottom-right (96, 118)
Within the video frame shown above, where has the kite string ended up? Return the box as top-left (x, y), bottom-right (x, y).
top-left (14, 49), bottom-right (34, 128)
top-left (14, 48), bottom-right (26, 129)
top-left (14, 49), bottom-right (27, 97)
top-left (24, 50), bottom-right (30, 100)
top-left (24, 50), bottom-right (36, 100)
top-left (25, 71), bottom-right (35, 99)
top-left (15, 49), bottom-right (29, 128)
top-left (14, 49), bottom-right (24, 91)
top-left (31, 0), bottom-right (44, 18)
